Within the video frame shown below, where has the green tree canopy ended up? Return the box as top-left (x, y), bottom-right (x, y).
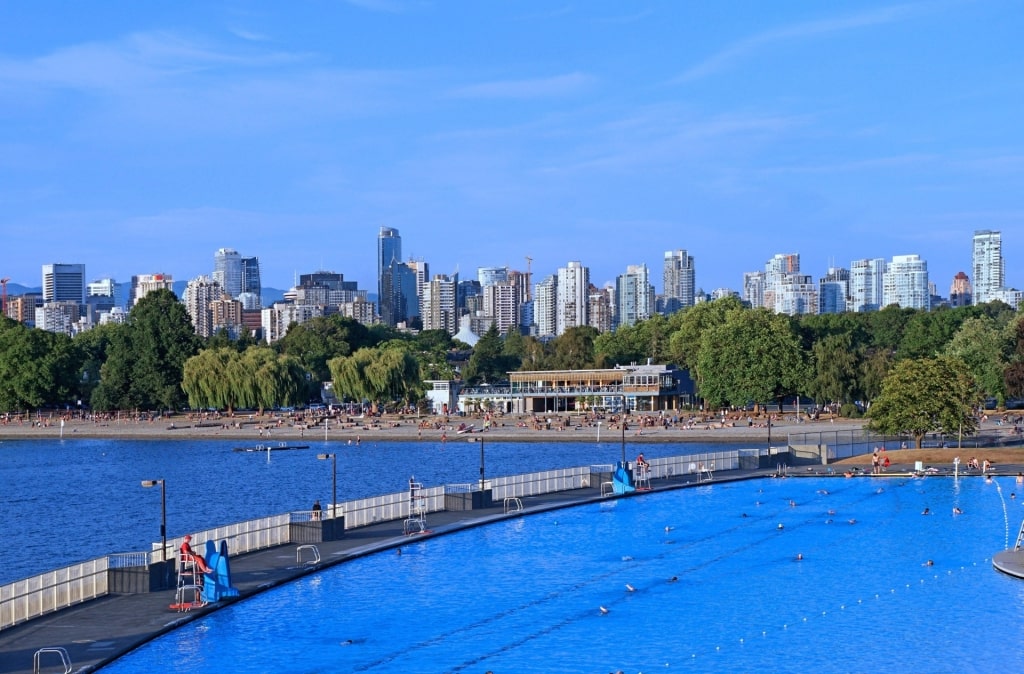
top-left (695, 308), bottom-right (807, 410)
top-left (275, 315), bottom-right (373, 384)
top-left (0, 320), bottom-right (82, 411)
top-left (328, 344), bottom-right (422, 410)
top-left (944, 316), bottom-right (1010, 405)
top-left (92, 289), bottom-right (201, 411)
top-left (866, 355), bottom-right (981, 447)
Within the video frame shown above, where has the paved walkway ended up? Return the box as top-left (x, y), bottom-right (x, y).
top-left (3, 462), bottom-right (1024, 674)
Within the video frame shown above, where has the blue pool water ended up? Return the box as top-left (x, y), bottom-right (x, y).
top-left (104, 475), bottom-right (1024, 673)
top-left (0, 437), bottom-right (747, 584)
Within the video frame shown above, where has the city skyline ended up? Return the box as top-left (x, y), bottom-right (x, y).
top-left (2, 2), bottom-right (1023, 292)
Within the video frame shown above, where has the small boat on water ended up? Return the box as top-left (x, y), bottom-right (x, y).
top-left (233, 442), bottom-right (311, 453)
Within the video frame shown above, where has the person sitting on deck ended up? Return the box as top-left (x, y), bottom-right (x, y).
top-left (180, 535), bottom-right (212, 574)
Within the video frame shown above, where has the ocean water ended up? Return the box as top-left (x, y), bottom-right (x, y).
top-left (0, 436), bottom-right (749, 584)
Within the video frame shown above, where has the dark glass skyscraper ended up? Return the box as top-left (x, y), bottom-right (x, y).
top-left (377, 227), bottom-right (401, 323)
top-left (241, 256), bottom-right (262, 300)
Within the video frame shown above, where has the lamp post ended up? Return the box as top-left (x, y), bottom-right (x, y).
top-left (317, 453), bottom-right (336, 519)
top-left (620, 393), bottom-right (628, 465)
top-left (140, 479), bottom-right (166, 562)
top-left (469, 437), bottom-right (485, 491)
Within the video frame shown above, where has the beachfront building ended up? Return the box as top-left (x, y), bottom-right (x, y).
top-left (883, 254), bottom-right (930, 310)
top-left (458, 363), bottom-right (696, 415)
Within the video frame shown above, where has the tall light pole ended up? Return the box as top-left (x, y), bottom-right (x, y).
top-left (141, 479), bottom-right (166, 562)
top-left (620, 393), bottom-right (627, 465)
top-left (317, 453), bottom-right (337, 519)
top-left (469, 437), bottom-right (485, 491)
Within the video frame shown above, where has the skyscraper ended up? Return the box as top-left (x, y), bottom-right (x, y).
top-left (41, 263), bottom-right (85, 304)
top-left (849, 258), bottom-right (886, 312)
top-left (972, 230), bottom-right (1004, 305)
top-left (422, 274), bottom-right (458, 335)
top-left (377, 227), bottom-right (401, 313)
top-left (556, 261), bottom-right (589, 335)
top-left (663, 250), bottom-right (695, 313)
top-left (616, 264), bottom-right (654, 328)
top-left (818, 267), bottom-right (850, 314)
top-left (241, 256), bottom-right (262, 303)
top-left (883, 254), bottom-right (930, 310)
top-left (950, 271), bottom-right (972, 308)
top-left (184, 275), bottom-right (224, 338)
top-left (534, 275), bottom-right (557, 337)
top-left (213, 248), bottom-right (243, 299)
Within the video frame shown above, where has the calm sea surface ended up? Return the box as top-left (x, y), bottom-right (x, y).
top-left (0, 436), bottom-right (750, 585)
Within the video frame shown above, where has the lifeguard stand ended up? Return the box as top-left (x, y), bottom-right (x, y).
top-left (174, 545), bottom-right (207, 611)
top-left (634, 461), bottom-right (651, 490)
top-left (404, 477), bottom-right (427, 535)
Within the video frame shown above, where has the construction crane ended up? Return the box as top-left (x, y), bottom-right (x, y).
top-left (0, 277), bottom-right (8, 318)
top-left (524, 256), bottom-right (532, 302)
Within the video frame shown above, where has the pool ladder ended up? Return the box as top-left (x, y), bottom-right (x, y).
top-left (1013, 520), bottom-right (1024, 551)
top-left (33, 647), bottom-right (71, 674)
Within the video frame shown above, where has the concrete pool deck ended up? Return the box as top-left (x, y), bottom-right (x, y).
top-left (4, 461), bottom-right (1024, 674)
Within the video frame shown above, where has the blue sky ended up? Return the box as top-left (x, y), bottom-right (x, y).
top-left (2, 1), bottom-right (1023, 295)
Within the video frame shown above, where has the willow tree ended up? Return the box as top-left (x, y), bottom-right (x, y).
top-left (866, 356), bottom-right (981, 448)
top-left (182, 348), bottom-right (239, 412)
top-left (329, 345), bottom-right (422, 412)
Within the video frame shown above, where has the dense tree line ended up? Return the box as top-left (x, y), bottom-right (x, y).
top-left (2, 291), bottom-right (1022, 445)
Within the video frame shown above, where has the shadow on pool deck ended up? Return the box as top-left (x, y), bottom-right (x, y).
top-left (3, 463), bottom-right (1024, 674)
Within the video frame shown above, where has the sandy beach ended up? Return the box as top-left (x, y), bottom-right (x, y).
top-left (0, 410), bottom-right (862, 444)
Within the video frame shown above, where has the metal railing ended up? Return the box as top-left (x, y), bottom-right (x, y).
top-left (1, 449), bottom-right (753, 632)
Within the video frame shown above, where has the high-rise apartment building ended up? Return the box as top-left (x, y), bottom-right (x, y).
top-left (534, 275), bottom-right (557, 337)
top-left (588, 285), bottom-right (614, 334)
top-left (131, 273), bottom-right (174, 307)
top-left (849, 258), bottom-right (886, 312)
top-left (213, 248), bottom-right (243, 299)
top-left (422, 274), bottom-right (458, 335)
top-left (950, 271), bottom-right (972, 308)
top-left (477, 266), bottom-right (508, 289)
top-left (380, 260), bottom-right (419, 326)
top-left (616, 264), bottom-right (654, 328)
top-left (556, 261), bottom-right (589, 335)
top-left (742, 271), bottom-right (765, 309)
top-left (42, 263), bottom-right (85, 304)
top-left (818, 267), bottom-right (850, 314)
top-left (483, 281), bottom-right (520, 335)
top-left (184, 275), bottom-right (224, 338)
top-left (663, 250), bottom-right (695, 313)
top-left (883, 254), bottom-right (930, 310)
top-left (972, 230), bottom-right (1004, 305)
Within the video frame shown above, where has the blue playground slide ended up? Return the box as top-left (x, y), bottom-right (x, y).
top-left (612, 461), bottom-right (635, 495)
top-left (202, 540), bottom-right (240, 603)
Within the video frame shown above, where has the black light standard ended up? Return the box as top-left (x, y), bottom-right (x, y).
top-left (140, 479), bottom-right (166, 562)
top-left (469, 436), bottom-right (485, 491)
top-left (317, 453), bottom-right (337, 519)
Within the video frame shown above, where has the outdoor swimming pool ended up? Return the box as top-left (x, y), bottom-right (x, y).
top-left (103, 474), bottom-right (1024, 673)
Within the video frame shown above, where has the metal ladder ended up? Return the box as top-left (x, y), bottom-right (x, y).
top-left (404, 478), bottom-right (427, 535)
top-left (1014, 520), bottom-right (1024, 551)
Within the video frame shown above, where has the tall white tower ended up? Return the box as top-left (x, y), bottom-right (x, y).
top-left (972, 230), bottom-right (1004, 305)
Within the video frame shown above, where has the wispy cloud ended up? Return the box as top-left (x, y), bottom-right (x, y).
top-left (674, 4), bottom-right (919, 84)
top-left (449, 72), bottom-right (595, 100)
